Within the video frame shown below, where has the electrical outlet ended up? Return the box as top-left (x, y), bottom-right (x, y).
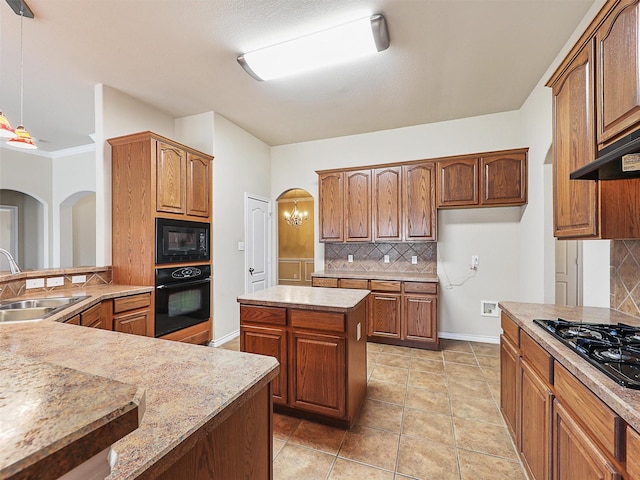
top-left (471, 255), bottom-right (479, 269)
top-left (46, 277), bottom-right (64, 287)
top-left (72, 275), bottom-right (87, 284)
top-left (26, 278), bottom-right (45, 289)
top-left (348, 254), bottom-right (353, 263)
top-left (411, 255), bottom-right (418, 265)
top-left (383, 254), bottom-right (390, 263)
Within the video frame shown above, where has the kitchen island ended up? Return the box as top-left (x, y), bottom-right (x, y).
top-left (499, 301), bottom-right (640, 480)
top-left (1, 285), bottom-right (279, 480)
top-left (238, 285), bottom-right (369, 428)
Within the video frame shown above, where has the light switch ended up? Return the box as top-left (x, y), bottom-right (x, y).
top-left (238, 242), bottom-right (245, 251)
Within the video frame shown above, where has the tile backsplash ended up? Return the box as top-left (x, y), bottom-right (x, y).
top-left (0, 267), bottom-right (112, 300)
top-left (611, 240), bottom-right (640, 318)
top-left (324, 243), bottom-right (437, 273)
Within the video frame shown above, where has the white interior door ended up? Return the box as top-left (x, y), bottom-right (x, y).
top-left (555, 239), bottom-right (581, 306)
top-left (245, 194), bottom-right (271, 293)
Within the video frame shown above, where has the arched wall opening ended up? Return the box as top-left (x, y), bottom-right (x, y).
top-left (276, 188), bottom-right (314, 286)
top-left (0, 189), bottom-right (46, 270)
top-left (60, 191), bottom-right (96, 267)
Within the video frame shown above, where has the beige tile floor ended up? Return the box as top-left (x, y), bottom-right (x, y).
top-left (218, 337), bottom-right (526, 480)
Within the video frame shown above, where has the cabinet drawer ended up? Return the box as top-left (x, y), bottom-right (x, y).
top-left (404, 282), bottom-right (437, 294)
top-left (240, 305), bottom-right (286, 326)
top-left (554, 362), bottom-right (624, 460)
top-left (520, 331), bottom-right (553, 385)
top-left (289, 309), bottom-right (345, 333)
top-left (113, 293), bottom-right (151, 313)
top-left (81, 303), bottom-right (102, 328)
top-left (501, 313), bottom-right (519, 347)
top-left (312, 277), bottom-right (338, 288)
top-left (338, 278), bottom-right (369, 289)
top-left (370, 280), bottom-right (401, 292)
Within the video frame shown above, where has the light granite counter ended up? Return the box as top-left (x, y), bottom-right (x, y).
top-left (237, 285), bottom-right (370, 312)
top-left (311, 269), bottom-right (439, 283)
top-left (1, 285), bottom-right (279, 479)
top-left (499, 301), bottom-right (640, 432)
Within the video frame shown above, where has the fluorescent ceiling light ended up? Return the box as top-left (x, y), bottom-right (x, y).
top-left (237, 14), bottom-right (390, 81)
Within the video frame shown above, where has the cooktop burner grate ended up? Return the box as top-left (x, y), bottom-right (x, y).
top-left (533, 318), bottom-right (640, 389)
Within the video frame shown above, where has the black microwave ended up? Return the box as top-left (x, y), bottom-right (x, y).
top-left (156, 218), bottom-right (210, 264)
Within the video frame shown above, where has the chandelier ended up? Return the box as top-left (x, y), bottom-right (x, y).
top-left (284, 199), bottom-right (308, 227)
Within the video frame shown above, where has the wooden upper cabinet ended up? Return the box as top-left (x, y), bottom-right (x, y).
top-left (437, 158), bottom-right (479, 207)
top-left (318, 172), bottom-right (344, 242)
top-left (156, 142), bottom-right (186, 215)
top-left (186, 152), bottom-right (211, 218)
top-left (373, 166), bottom-right (402, 241)
top-left (344, 170), bottom-right (372, 242)
top-left (551, 41), bottom-right (599, 238)
top-left (403, 163), bottom-right (436, 241)
top-left (596, 0), bottom-right (640, 146)
top-left (481, 153), bottom-right (527, 206)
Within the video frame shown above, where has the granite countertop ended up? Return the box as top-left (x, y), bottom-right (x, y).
top-left (499, 301), bottom-right (640, 431)
top-left (1, 351), bottom-right (144, 480)
top-left (1, 285), bottom-right (279, 479)
top-left (237, 285), bottom-right (370, 311)
top-left (312, 270), bottom-right (439, 283)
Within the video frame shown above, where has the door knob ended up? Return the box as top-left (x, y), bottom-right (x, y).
top-left (249, 267), bottom-right (254, 275)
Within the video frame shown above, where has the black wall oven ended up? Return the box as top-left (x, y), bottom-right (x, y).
top-left (155, 265), bottom-right (211, 338)
top-left (156, 218), bottom-right (210, 264)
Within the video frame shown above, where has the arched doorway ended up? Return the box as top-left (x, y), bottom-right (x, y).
top-left (60, 191), bottom-right (96, 267)
top-left (277, 188), bottom-right (314, 286)
top-left (0, 189), bottom-right (46, 270)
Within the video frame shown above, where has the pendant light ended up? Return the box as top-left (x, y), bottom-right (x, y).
top-left (0, 112), bottom-right (15, 138)
top-left (7, 7), bottom-right (36, 149)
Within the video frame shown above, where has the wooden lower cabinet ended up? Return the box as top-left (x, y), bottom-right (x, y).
top-left (369, 293), bottom-right (401, 338)
top-left (241, 324), bottom-right (288, 404)
top-left (290, 331), bottom-right (345, 417)
top-left (240, 300), bottom-right (367, 428)
top-left (113, 310), bottom-right (150, 336)
top-left (159, 321), bottom-right (211, 345)
top-left (520, 359), bottom-right (553, 480)
top-left (403, 294), bottom-right (437, 343)
top-left (80, 303), bottom-right (108, 329)
top-left (112, 293), bottom-right (152, 336)
top-left (156, 383), bottom-right (272, 480)
top-left (500, 334), bottom-right (520, 443)
top-left (627, 426), bottom-right (640, 480)
top-left (553, 400), bottom-right (621, 480)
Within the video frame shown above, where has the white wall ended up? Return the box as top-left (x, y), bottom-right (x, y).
top-left (213, 114), bottom-right (271, 343)
top-left (272, 111), bottom-right (524, 341)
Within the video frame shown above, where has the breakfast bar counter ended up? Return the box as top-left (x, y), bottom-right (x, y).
top-left (0, 285), bottom-right (279, 480)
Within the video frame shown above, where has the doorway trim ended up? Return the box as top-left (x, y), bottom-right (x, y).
top-left (244, 193), bottom-right (272, 294)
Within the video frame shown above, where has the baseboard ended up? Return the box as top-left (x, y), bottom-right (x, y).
top-left (438, 331), bottom-right (500, 345)
top-left (210, 329), bottom-right (240, 347)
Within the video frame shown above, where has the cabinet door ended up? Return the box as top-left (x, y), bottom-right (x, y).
top-left (344, 170), bottom-right (372, 242)
top-left (437, 158), bottom-right (479, 207)
top-left (156, 142), bottom-right (186, 214)
top-left (369, 293), bottom-right (401, 339)
top-left (114, 311), bottom-right (150, 337)
top-left (241, 324), bottom-right (288, 404)
top-left (290, 331), bottom-right (345, 417)
top-left (81, 303), bottom-right (106, 329)
top-left (403, 163), bottom-right (436, 241)
top-left (318, 172), bottom-right (344, 242)
top-left (481, 153), bottom-right (527, 206)
top-left (596, 0), bottom-right (640, 146)
top-left (403, 294), bottom-right (437, 343)
top-left (186, 152), bottom-right (210, 218)
top-left (520, 360), bottom-right (553, 480)
top-left (553, 400), bottom-right (621, 480)
top-left (500, 334), bottom-right (520, 444)
top-left (373, 166), bottom-right (402, 241)
top-left (552, 41), bottom-right (599, 238)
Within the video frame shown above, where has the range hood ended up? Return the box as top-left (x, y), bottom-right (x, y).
top-left (570, 129), bottom-right (640, 180)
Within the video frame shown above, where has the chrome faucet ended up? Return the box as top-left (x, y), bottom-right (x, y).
top-left (0, 248), bottom-right (21, 274)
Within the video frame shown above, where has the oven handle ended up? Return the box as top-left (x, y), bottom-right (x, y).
top-left (156, 277), bottom-right (211, 290)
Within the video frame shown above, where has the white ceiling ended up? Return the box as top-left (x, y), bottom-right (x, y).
top-left (0, 0), bottom-right (596, 153)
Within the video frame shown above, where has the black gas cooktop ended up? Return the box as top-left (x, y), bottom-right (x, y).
top-left (534, 318), bottom-right (640, 389)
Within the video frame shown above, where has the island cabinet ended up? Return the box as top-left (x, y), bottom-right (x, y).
top-left (500, 312), bottom-right (625, 480)
top-left (238, 286), bottom-right (368, 428)
top-left (436, 149), bottom-right (527, 209)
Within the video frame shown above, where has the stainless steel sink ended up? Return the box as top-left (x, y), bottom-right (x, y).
top-left (0, 296), bottom-right (89, 323)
